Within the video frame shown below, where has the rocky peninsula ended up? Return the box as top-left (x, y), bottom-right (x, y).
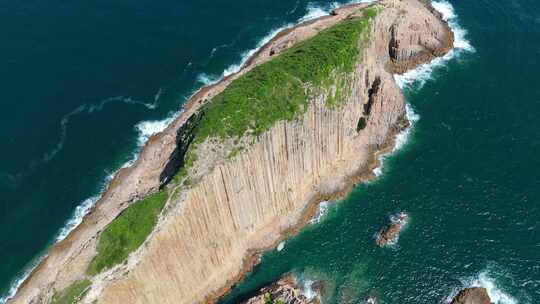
top-left (8, 0), bottom-right (453, 303)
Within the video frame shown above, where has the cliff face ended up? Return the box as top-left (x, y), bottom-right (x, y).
top-left (8, 1), bottom-right (453, 303)
top-left (98, 38), bottom-right (400, 304)
top-left (93, 2), bottom-right (452, 303)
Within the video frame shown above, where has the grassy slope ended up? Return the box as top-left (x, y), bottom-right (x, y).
top-left (84, 6), bottom-right (378, 280)
top-left (174, 7), bottom-right (378, 184)
top-left (87, 191), bottom-right (168, 275)
top-left (51, 279), bottom-right (91, 304)
top-left (194, 8), bottom-right (377, 142)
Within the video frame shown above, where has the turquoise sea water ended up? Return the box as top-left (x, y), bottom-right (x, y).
top-left (1, 0), bottom-right (539, 303)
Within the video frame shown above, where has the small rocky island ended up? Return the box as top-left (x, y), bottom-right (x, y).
top-left (242, 275), bottom-right (321, 304)
top-left (376, 212), bottom-right (409, 246)
top-left (450, 287), bottom-right (493, 304)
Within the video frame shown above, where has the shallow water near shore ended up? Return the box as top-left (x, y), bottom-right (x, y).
top-left (220, 1), bottom-right (540, 303)
top-left (1, 0), bottom-right (540, 303)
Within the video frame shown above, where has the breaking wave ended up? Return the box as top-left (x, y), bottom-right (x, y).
top-left (373, 103), bottom-right (419, 177)
top-left (445, 269), bottom-right (519, 304)
top-left (310, 201), bottom-right (336, 224)
top-left (472, 272), bottom-right (518, 304)
top-left (195, 0), bottom-right (374, 87)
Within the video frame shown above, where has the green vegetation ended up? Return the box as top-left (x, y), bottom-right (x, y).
top-left (193, 8), bottom-right (377, 143)
top-left (264, 293), bottom-right (274, 304)
top-left (172, 149), bottom-right (198, 186)
top-left (356, 117), bottom-right (367, 131)
top-left (87, 191), bottom-right (168, 275)
top-left (51, 279), bottom-right (91, 304)
top-left (263, 293), bottom-right (285, 304)
top-left (170, 7), bottom-right (378, 184)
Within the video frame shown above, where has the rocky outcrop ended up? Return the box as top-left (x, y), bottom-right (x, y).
top-left (376, 212), bottom-right (409, 246)
top-left (8, 1), bottom-right (454, 303)
top-left (450, 288), bottom-right (493, 304)
top-left (241, 275), bottom-right (318, 304)
top-left (387, 0), bottom-right (454, 73)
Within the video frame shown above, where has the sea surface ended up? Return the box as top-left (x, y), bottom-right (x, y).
top-left (0, 0), bottom-right (538, 303)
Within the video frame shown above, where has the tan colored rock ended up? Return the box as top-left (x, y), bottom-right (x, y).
top-left (376, 212), bottom-right (409, 246)
top-left (450, 287), bottom-right (493, 304)
top-left (242, 275), bottom-right (317, 304)
top-left (8, 1), bottom-right (454, 303)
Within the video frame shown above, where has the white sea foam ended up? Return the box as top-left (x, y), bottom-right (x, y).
top-left (300, 277), bottom-right (317, 300)
top-left (375, 0), bottom-right (474, 177)
top-left (445, 270), bottom-right (518, 304)
top-left (196, 73), bottom-right (220, 86)
top-left (55, 196), bottom-right (99, 242)
top-left (41, 96), bottom-right (157, 167)
top-left (472, 271), bottom-right (518, 304)
top-left (135, 116), bottom-right (176, 148)
top-left (0, 95), bottom-right (165, 303)
top-left (395, 0), bottom-right (475, 89)
top-left (0, 255), bottom-right (44, 304)
top-left (373, 103), bottom-right (419, 177)
top-left (277, 241), bottom-right (285, 251)
top-left (300, 0), bottom-right (375, 23)
top-left (310, 200), bottom-right (335, 224)
top-left (299, 3), bottom-right (334, 23)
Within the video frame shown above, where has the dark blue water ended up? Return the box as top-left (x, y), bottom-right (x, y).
top-left (1, 0), bottom-right (539, 303)
top-left (0, 0), bottom-right (357, 300)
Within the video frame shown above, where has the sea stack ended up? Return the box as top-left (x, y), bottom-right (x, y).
top-left (450, 287), bottom-right (493, 304)
top-left (8, 1), bottom-right (453, 303)
top-left (376, 212), bottom-right (409, 246)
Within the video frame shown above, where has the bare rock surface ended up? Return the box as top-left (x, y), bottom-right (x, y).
top-left (450, 287), bottom-right (493, 304)
top-left (242, 275), bottom-right (319, 304)
top-left (376, 212), bottom-right (408, 246)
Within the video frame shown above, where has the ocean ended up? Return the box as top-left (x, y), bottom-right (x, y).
top-left (1, 0), bottom-right (539, 303)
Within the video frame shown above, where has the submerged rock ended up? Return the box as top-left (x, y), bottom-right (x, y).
top-left (450, 287), bottom-right (492, 304)
top-left (375, 212), bottom-right (409, 246)
top-left (364, 296), bottom-right (378, 304)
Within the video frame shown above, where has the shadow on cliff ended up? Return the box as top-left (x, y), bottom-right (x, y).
top-left (159, 109), bottom-right (205, 187)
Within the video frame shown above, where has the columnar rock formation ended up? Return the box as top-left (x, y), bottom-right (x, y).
top-left (9, 1), bottom-right (453, 303)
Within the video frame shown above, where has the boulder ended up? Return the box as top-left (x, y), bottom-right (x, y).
top-left (376, 212), bottom-right (408, 246)
top-left (450, 287), bottom-right (492, 304)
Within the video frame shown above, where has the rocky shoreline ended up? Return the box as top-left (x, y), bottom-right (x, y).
top-left (240, 275), bottom-right (320, 304)
top-left (9, 1), bottom-right (454, 303)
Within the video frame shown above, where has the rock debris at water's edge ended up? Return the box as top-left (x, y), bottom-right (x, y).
top-left (241, 274), bottom-right (321, 304)
top-left (8, 0), bottom-right (454, 303)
